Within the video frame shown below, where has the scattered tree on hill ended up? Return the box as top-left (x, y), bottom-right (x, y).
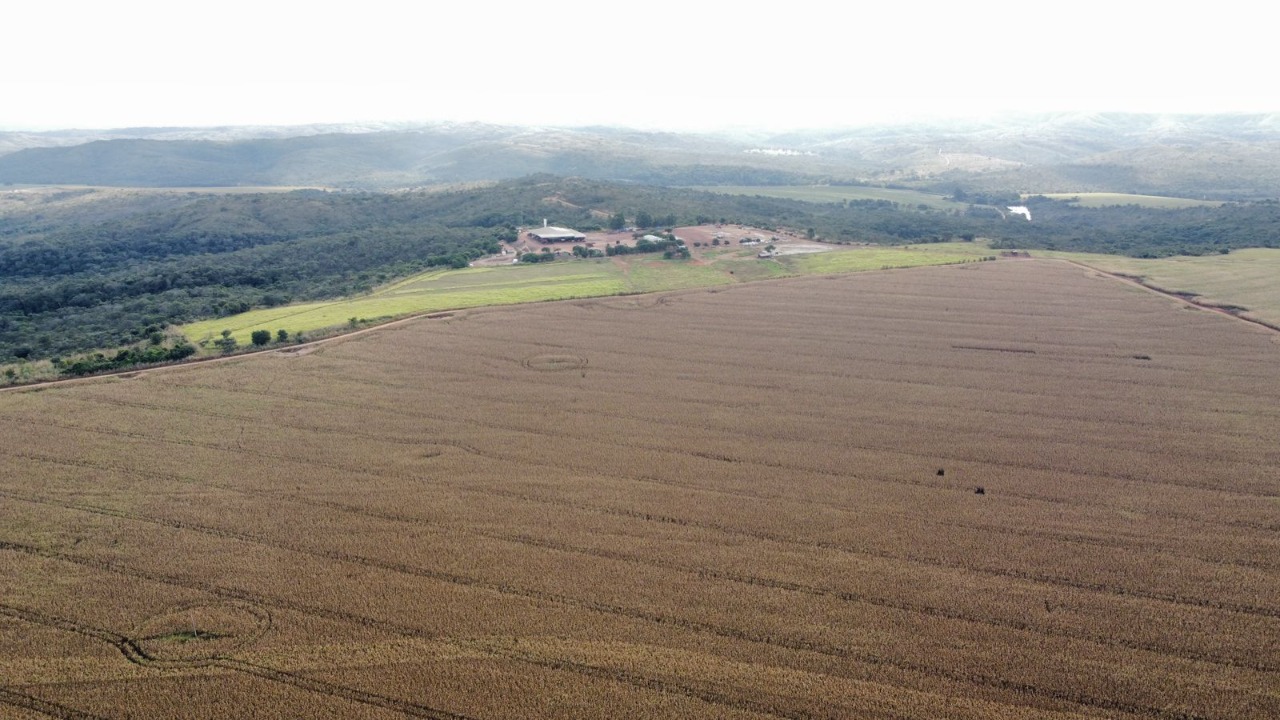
top-left (608, 211), bottom-right (626, 230)
top-left (251, 330), bottom-right (271, 346)
top-left (277, 329), bottom-right (289, 342)
top-left (213, 329), bottom-right (238, 353)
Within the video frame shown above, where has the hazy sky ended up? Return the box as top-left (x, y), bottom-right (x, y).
top-left (3, 1), bottom-right (1274, 131)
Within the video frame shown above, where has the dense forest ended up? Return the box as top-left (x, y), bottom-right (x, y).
top-left (3, 176), bottom-right (1278, 362)
top-left (989, 196), bottom-right (1280, 255)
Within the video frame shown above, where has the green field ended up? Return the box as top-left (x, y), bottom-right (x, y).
top-left (1039, 248), bottom-right (1280, 325)
top-left (1034, 192), bottom-right (1223, 209)
top-left (184, 262), bottom-right (630, 345)
top-left (182, 245), bottom-right (983, 347)
top-left (688, 185), bottom-right (964, 210)
top-left (781, 246), bottom-right (985, 274)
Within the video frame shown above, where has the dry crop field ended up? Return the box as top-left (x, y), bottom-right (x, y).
top-left (2, 259), bottom-right (1278, 719)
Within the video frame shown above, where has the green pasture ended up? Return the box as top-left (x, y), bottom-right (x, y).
top-left (1034, 193), bottom-right (1223, 209)
top-left (182, 245), bottom-right (984, 347)
top-left (1041, 248), bottom-right (1280, 325)
top-left (184, 261), bottom-right (630, 344)
top-left (687, 185), bottom-right (963, 210)
top-left (782, 247), bottom-right (983, 274)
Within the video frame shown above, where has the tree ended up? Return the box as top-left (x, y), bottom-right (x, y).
top-left (608, 211), bottom-right (625, 230)
top-left (277, 329), bottom-right (289, 342)
top-left (167, 342), bottom-right (196, 360)
top-left (635, 210), bottom-right (654, 228)
top-left (250, 330), bottom-right (271, 346)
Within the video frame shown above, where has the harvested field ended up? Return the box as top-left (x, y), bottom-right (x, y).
top-left (2, 259), bottom-right (1278, 719)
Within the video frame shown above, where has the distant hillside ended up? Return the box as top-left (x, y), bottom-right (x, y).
top-left (756, 113), bottom-right (1280, 199)
top-left (938, 141), bottom-right (1280, 200)
top-left (0, 128), bottom-right (508, 187)
top-left (3, 113), bottom-right (1280, 198)
top-left (0, 125), bottom-right (818, 188)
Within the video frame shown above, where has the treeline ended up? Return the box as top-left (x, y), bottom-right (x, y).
top-left (58, 341), bottom-right (197, 377)
top-left (987, 197), bottom-right (1280, 257)
top-left (0, 189), bottom-right (516, 360)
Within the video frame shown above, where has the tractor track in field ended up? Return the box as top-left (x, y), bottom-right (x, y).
top-left (7, 447), bottom-right (1278, 676)
top-left (0, 539), bottom-right (1222, 720)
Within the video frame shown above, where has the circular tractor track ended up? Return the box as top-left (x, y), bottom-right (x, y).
top-left (521, 353), bottom-right (588, 372)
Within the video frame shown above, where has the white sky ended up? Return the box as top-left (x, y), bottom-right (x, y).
top-left (2, 1), bottom-right (1274, 132)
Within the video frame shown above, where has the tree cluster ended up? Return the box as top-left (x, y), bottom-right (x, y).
top-left (604, 236), bottom-right (683, 256)
top-left (59, 341), bottom-right (196, 376)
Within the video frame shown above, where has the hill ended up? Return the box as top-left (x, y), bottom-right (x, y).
top-left (4, 113), bottom-right (1280, 197)
top-left (4, 174), bottom-right (1279, 366)
top-left (0, 125), bottom-right (814, 188)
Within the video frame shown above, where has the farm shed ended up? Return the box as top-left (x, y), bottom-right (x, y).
top-left (527, 226), bottom-right (587, 243)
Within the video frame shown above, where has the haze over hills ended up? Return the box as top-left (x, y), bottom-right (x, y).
top-left (3, 113), bottom-right (1280, 198)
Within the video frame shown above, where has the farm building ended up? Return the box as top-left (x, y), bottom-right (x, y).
top-left (527, 226), bottom-right (586, 243)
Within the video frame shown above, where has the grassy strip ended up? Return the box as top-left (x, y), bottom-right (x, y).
top-left (1033, 193), bottom-right (1223, 209)
top-left (1034, 248), bottom-right (1280, 326)
top-left (686, 185), bottom-right (964, 210)
top-left (781, 247), bottom-right (982, 274)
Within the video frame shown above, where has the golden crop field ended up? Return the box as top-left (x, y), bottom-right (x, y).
top-left (2, 259), bottom-right (1278, 719)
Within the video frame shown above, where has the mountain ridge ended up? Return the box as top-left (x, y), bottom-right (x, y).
top-left (4, 113), bottom-right (1280, 198)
